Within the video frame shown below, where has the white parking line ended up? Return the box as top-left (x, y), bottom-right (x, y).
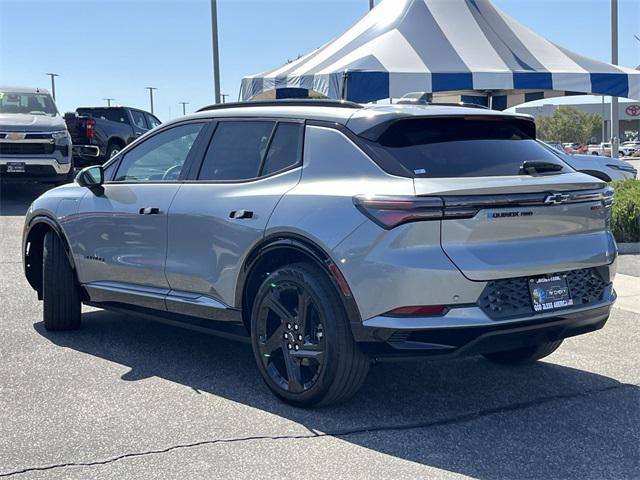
top-left (613, 273), bottom-right (640, 314)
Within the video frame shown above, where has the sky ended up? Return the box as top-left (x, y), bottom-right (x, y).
top-left (1, 0), bottom-right (639, 121)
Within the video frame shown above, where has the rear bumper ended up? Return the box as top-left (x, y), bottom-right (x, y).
top-left (354, 287), bottom-right (615, 361)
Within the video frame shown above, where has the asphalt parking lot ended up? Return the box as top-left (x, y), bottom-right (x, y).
top-left (1, 184), bottom-right (639, 479)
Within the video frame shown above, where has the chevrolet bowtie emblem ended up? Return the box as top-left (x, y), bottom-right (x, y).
top-left (7, 132), bottom-right (26, 140)
top-left (544, 193), bottom-right (570, 205)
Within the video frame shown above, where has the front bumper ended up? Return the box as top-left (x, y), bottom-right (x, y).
top-left (0, 158), bottom-right (72, 182)
top-left (355, 288), bottom-right (615, 361)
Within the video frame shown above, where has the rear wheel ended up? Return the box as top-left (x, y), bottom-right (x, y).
top-left (42, 231), bottom-right (81, 331)
top-left (106, 142), bottom-right (122, 159)
top-left (250, 262), bottom-right (369, 407)
top-left (483, 340), bottom-right (563, 365)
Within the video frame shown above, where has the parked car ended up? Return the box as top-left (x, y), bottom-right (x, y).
top-left (541, 141), bottom-right (637, 181)
top-left (0, 86), bottom-right (73, 184)
top-left (65, 106), bottom-right (161, 167)
top-left (588, 142), bottom-right (625, 157)
top-left (620, 141), bottom-right (639, 157)
top-left (23, 100), bottom-right (617, 407)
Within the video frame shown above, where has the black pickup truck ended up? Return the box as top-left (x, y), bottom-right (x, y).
top-left (64, 106), bottom-right (161, 167)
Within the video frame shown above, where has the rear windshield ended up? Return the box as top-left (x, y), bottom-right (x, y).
top-left (77, 108), bottom-right (129, 124)
top-left (362, 117), bottom-right (571, 178)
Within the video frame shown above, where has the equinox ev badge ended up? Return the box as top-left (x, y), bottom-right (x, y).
top-left (544, 193), bottom-right (570, 205)
top-left (490, 211), bottom-right (533, 219)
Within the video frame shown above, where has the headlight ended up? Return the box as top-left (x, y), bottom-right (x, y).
top-left (606, 164), bottom-right (637, 173)
top-left (52, 130), bottom-right (70, 145)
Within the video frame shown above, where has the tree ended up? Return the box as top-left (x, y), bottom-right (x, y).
top-left (536, 106), bottom-right (602, 144)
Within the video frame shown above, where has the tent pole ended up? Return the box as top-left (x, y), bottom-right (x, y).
top-left (341, 70), bottom-right (349, 100)
top-left (610, 0), bottom-right (619, 158)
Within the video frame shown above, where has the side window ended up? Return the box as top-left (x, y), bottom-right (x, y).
top-left (130, 110), bottom-right (148, 130)
top-left (262, 123), bottom-right (302, 176)
top-left (146, 114), bottom-right (161, 129)
top-left (113, 123), bottom-right (204, 182)
top-left (198, 121), bottom-right (274, 181)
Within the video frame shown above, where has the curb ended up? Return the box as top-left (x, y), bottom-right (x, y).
top-left (618, 243), bottom-right (640, 255)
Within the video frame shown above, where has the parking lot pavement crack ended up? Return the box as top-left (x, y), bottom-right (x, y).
top-left (0, 382), bottom-right (633, 477)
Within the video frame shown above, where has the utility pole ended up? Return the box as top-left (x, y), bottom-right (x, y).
top-left (610, 0), bottom-right (619, 158)
top-left (220, 94), bottom-right (229, 104)
top-left (103, 98), bottom-right (115, 107)
top-left (145, 87), bottom-right (157, 114)
top-left (210, 0), bottom-right (221, 104)
top-left (179, 102), bottom-right (189, 115)
top-left (369, 0), bottom-right (375, 10)
top-left (46, 73), bottom-right (59, 100)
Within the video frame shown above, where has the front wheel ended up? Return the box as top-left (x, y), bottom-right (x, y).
top-left (250, 262), bottom-right (369, 407)
top-left (42, 231), bottom-right (82, 331)
top-left (483, 340), bottom-right (563, 365)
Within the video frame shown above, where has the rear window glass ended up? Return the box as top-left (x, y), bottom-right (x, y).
top-left (78, 108), bottom-right (128, 124)
top-left (363, 117), bottom-right (571, 178)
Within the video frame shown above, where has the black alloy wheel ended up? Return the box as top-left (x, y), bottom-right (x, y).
top-left (251, 262), bottom-right (369, 407)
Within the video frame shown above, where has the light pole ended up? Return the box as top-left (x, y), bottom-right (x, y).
top-left (103, 98), bottom-right (115, 107)
top-left (210, 0), bottom-right (221, 104)
top-left (369, 0), bottom-right (375, 10)
top-left (145, 87), bottom-right (157, 114)
top-left (179, 102), bottom-right (189, 115)
top-left (610, 0), bottom-right (619, 158)
top-left (46, 73), bottom-right (59, 100)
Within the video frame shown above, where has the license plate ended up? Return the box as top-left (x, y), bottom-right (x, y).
top-left (6, 162), bottom-right (25, 173)
top-left (529, 275), bottom-right (573, 312)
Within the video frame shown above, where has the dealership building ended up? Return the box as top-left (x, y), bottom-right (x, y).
top-left (515, 99), bottom-right (640, 143)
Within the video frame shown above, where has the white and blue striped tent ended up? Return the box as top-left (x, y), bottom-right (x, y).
top-left (240, 0), bottom-right (640, 108)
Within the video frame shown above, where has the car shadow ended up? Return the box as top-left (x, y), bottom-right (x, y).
top-left (35, 310), bottom-right (639, 479)
top-left (0, 183), bottom-right (52, 216)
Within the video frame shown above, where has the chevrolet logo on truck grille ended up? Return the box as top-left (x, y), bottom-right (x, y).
top-left (544, 193), bottom-right (570, 205)
top-left (6, 132), bottom-right (26, 141)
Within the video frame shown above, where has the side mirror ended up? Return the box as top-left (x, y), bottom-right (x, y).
top-left (75, 165), bottom-right (104, 189)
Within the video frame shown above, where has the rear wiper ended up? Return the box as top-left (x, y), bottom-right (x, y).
top-left (519, 161), bottom-right (564, 175)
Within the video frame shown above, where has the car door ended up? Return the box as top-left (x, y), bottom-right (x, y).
top-left (165, 119), bottom-right (304, 315)
top-left (66, 121), bottom-right (208, 309)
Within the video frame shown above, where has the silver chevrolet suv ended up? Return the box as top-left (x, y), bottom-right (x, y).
top-left (23, 100), bottom-right (617, 407)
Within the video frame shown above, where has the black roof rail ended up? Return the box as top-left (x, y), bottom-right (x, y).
top-left (196, 99), bottom-right (362, 113)
top-left (395, 99), bottom-right (489, 110)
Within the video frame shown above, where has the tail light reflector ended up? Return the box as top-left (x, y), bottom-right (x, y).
top-left (384, 305), bottom-right (446, 317)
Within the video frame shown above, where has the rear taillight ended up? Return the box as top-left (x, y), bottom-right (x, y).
top-left (85, 118), bottom-right (96, 139)
top-left (353, 195), bottom-right (444, 229)
top-left (384, 305), bottom-right (446, 317)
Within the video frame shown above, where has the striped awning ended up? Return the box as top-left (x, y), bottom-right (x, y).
top-left (240, 0), bottom-right (640, 104)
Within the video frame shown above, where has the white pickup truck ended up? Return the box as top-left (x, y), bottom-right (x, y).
top-left (0, 86), bottom-right (73, 184)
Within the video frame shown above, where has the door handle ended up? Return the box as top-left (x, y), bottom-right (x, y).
top-left (139, 207), bottom-right (160, 215)
top-left (229, 209), bottom-right (254, 219)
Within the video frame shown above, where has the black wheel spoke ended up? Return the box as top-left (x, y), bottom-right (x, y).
top-left (290, 345), bottom-right (324, 363)
top-left (283, 352), bottom-right (304, 393)
top-left (259, 323), bottom-right (286, 356)
top-left (266, 296), bottom-right (295, 323)
top-left (296, 290), bottom-right (311, 332)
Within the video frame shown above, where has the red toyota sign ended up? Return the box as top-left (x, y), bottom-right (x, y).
top-left (625, 104), bottom-right (640, 116)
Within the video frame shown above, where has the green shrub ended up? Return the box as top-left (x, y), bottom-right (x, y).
top-left (610, 179), bottom-right (640, 243)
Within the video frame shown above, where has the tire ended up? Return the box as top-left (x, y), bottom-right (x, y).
top-left (483, 340), bottom-right (563, 365)
top-left (106, 143), bottom-right (123, 159)
top-left (42, 231), bottom-right (81, 331)
top-left (250, 262), bottom-right (369, 407)
top-left (591, 151), bottom-right (599, 155)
